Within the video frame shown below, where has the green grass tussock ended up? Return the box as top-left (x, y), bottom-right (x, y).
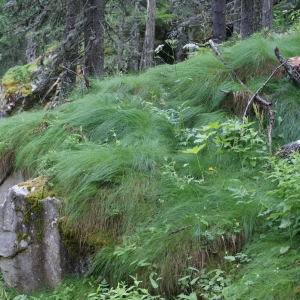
top-left (271, 30), bottom-right (300, 58)
top-left (228, 35), bottom-right (278, 76)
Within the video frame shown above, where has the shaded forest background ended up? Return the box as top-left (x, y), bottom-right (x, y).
top-left (0, 0), bottom-right (299, 101)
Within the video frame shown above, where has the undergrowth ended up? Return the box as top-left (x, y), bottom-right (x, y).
top-left (1, 29), bottom-right (300, 299)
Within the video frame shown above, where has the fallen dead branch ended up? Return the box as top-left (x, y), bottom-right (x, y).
top-left (208, 39), bottom-right (283, 155)
top-left (243, 62), bottom-right (285, 118)
top-left (42, 77), bottom-right (60, 102)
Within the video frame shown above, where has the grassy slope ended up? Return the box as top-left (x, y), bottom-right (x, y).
top-left (1, 31), bottom-right (300, 299)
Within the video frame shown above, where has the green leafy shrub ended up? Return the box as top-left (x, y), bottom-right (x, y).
top-left (87, 276), bottom-right (163, 300)
top-left (263, 152), bottom-right (300, 244)
top-left (182, 118), bottom-right (267, 169)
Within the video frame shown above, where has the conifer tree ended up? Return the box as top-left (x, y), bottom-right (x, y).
top-left (83, 0), bottom-right (106, 77)
top-left (241, 0), bottom-right (253, 39)
top-left (0, 0), bottom-right (66, 75)
top-left (61, 0), bottom-right (81, 98)
top-left (212, 0), bottom-right (226, 43)
top-left (262, 0), bottom-right (273, 30)
top-left (140, 0), bottom-right (156, 71)
top-left (233, 0), bottom-right (241, 36)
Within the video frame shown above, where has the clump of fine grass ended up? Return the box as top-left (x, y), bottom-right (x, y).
top-left (166, 52), bottom-right (230, 109)
top-left (269, 30), bottom-right (300, 58)
top-left (90, 167), bottom-right (264, 295)
top-left (227, 34), bottom-right (278, 77)
top-left (218, 30), bottom-right (300, 91)
top-left (88, 51), bottom-right (231, 111)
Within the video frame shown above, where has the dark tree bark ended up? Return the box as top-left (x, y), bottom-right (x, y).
top-left (61, 0), bottom-right (81, 98)
top-left (212, 0), bottom-right (226, 43)
top-left (129, 0), bottom-right (141, 72)
top-left (92, 0), bottom-right (105, 77)
top-left (84, 0), bottom-right (106, 77)
top-left (262, 0), bottom-right (273, 30)
top-left (116, 5), bottom-right (125, 75)
top-left (233, 0), bottom-right (241, 36)
top-left (26, 35), bottom-right (36, 63)
top-left (241, 0), bottom-right (253, 39)
top-left (140, 0), bottom-right (156, 71)
top-left (84, 0), bottom-right (94, 75)
top-left (252, 0), bottom-right (263, 33)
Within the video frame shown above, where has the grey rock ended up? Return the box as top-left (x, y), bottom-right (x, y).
top-left (0, 184), bottom-right (83, 292)
top-left (0, 171), bottom-right (25, 205)
top-left (276, 140), bottom-right (300, 158)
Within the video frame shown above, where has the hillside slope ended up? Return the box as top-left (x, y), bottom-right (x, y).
top-left (1, 31), bottom-right (300, 299)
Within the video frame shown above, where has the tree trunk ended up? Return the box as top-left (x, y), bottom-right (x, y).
top-left (84, 0), bottom-right (106, 77)
top-left (212, 0), bottom-right (226, 43)
top-left (84, 0), bottom-right (94, 75)
top-left (26, 35), bottom-right (36, 63)
top-left (241, 0), bottom-right (253, 39)
top-left (252, 0), bottom-right (263, 33)
top-left (61, 0), bottom-right (80, 98)
top-left (92, 0), bottom-right (105, 77)
top-left (262, 0), bottom-right (273, 30)
top-left (140, 0), bottom-right (156, 72)
top-left (129, 0), bottom-right (141, 73)
top-left (233, 0), bottom-right (241, 36)
top-left (116, 8), bottom-right (125, 75)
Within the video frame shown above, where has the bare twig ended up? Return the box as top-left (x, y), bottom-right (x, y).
top-left (169, 226), bottom-right (191, 235)
top-left (80, 66), bottom-right (91, 89)
top-left (209, 39), bottom-right (271, 104)
top-left (62, 65), bottom-right (91, 89)
top-left (42, 77), bottom-right (60, 101)
top-left (62, 65), bottom-right (78, 76)
top-left (243, 62), bottom-right (285, 118)
top-left (220, 89), bottom-right (231, 94)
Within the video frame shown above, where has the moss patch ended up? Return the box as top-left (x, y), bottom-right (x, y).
top-left (58, 216), bottom-right (114, 256)
top-left (19, 176), bottom-right (47, 202)
top-left (1, 63), bottom-right (37, 95)
top-left (18, 176), bottom-right (55, 225)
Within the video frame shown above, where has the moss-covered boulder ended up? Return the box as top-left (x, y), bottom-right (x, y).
top-left (0, 63), bottom-right (38, 117)
top-left (0, 48), bottom-right (60, 117)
